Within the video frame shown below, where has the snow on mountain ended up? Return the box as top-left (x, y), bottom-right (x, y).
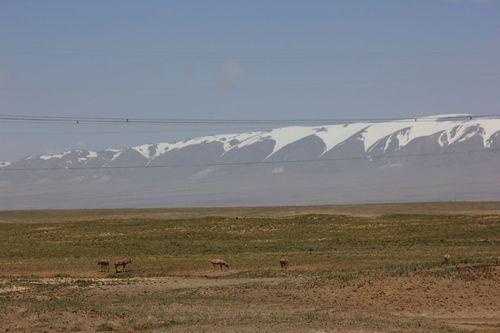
top-left (105, 149), bottom-right (123, 161)
top-left (151, 131), bottom-right (264, 158)
top-left (145, 115), bottom-right (500, 160)
top-left (83, 151), bottom-right (98, 160)
top-left (39, 150), bottom-right (99, 162)
top-left (132, 144), bottom-right (153, 159)
top-left (3, 115), bottom-right (500, 167)
top-left (314, 123), bottom-right (368, 154)
top-left (475, 118), bottom-right (500, 147)
top-left (40, 150), bottom-right (73, 160)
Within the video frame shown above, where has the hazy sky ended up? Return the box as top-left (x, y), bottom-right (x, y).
top-left (1, 0), bottom-right (499, 160)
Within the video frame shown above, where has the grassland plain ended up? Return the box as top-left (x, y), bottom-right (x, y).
top-left (0, 202), bottom-right (499, 332)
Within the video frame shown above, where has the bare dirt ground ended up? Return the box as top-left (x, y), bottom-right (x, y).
top-left (2, 268), bottom-right (500, 332)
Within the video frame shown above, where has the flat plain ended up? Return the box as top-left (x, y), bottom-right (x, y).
top-left (0, 202), bottom-right (499, 332)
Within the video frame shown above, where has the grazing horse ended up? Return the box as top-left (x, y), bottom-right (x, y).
top-left (211, 258), bottom-right (229, 271)
top-left (114, 258), bottom-right (132, 273)
top-left (280, 257), bottom-right (289, 270)
top-left (97, 259), bottom-right (110, 272)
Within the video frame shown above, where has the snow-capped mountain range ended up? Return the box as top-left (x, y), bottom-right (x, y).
top-left (2, 114), bottom-right (500, 169)
top-left (1, 114), bottom-right (500, 209)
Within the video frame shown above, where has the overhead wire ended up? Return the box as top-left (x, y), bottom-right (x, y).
top-left (0, 126), bottom-right (278, 136)
top-left (3, 173), bottom-right (499, 205)
top-left (1, 72), bottom-right (500, 93)
top-left (1, 44), bottom-right (499, 58)
top-left (1, 147), bottom-right (499, 172)
top-left (0, 113), bottom-right (497, 126)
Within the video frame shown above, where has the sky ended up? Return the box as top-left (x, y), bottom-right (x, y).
top-left (0, 0), bottom-right (499, 160)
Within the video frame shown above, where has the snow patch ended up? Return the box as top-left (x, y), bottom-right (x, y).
top-left (77, 151), bottom-right (98, 163)
top-left (132, 144), bottom-right (153, 159)
top-left (314, 123), bottom-right (368, 154)
top-left (361, 122), bottom-right (411, 151)
top-left (154, 131), bottom-right (262, 158)
top-left (40, 151), bottom-right (72, 160)
top-left (475, 118), bottom-right (500, 147)
top-left (264, 127), bottom-right (317, 158)
top-left (109, 151), bottom-right (123, 162)
top-left (418, 113), bottom-right (472, 120)
top-left (86, 151), bottom-right (98, 159)
top-left (362, 118), bottom-right (488, 152)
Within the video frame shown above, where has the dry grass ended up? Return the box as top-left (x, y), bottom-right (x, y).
top-left (2, 201), bottom-right (500, 224)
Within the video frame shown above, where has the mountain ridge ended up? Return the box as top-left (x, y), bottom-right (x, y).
top-left (2, 114), bottom-right (500, 169)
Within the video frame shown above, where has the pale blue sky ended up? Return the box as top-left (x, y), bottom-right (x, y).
top-left (1, 0), bottom-right (499, 159)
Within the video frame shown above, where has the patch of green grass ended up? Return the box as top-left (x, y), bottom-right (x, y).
top-left (96, 323), bottom-right (114, 331)
top-left (0, 211), bottom-right (498, 277)
top-left (15, 297), bottom-right (89, 311)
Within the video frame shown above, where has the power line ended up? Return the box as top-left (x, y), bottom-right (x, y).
top-left (2, 169), bottom-right (499, 206)
top-left (23, 179), bottom-right (500, 203)
top-left (0, 126), bottom-right (278, 136)
top-left (1, 72), bottom-right (500, 93)
top-left (1, 148), bottom-right (498, 172)
top-left (1, 44), bottom-right (499, 58)
top-left (0, 113), bottom-right (496, 126)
